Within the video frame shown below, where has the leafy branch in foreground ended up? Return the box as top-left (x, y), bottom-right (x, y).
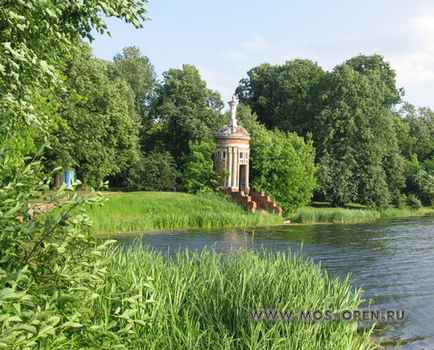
top-left (0, 148), bottom-right (155, 349)
top-left (0, 0), bottom-right (148, 156)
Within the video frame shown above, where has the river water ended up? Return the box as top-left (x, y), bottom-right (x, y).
top-left (115, 216), bottom-right (434, 350)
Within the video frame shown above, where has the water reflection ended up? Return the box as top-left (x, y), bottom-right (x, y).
top-left (114, 216), bottom-right (434, 350)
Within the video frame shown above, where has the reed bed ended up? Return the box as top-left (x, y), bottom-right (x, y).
top-left (290, 207), bottom-right (380, 224)
top-left (378, 207), bottom-right (431, 218)
top-left (90, 244), bottom-right (376, 350)
top-left (291, 206), bottom-right (434, 224)
top-left (87, 192), bottom-right (284, 233)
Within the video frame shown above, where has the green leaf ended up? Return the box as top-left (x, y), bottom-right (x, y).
top-left (7, 316), bottom-right (22, 322)
top-left (133, 319), bottom-right (150, 326)
top-left (57, 294), bottom-right (80, 303)
top-left (38, 325), bottom-right (56, 337)
top-left (62, 321), bottom-right (82, 328)
top-left (16, 325), bottom-right (37, 334)
top-left (47, 316), bottom-right (61, 326)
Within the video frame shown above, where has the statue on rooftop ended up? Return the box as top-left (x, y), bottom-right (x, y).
top-left (228, 94), bottom-right (239, 127)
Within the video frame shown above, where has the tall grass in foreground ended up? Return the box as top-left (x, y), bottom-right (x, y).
top-left (91, 244), bottom-right (376, 350)
top-left (87, 192), bottom-right (284, 233)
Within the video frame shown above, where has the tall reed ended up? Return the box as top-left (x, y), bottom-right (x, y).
top-left (291, 206), bottom-right (433, 224)
top-left (88, 244), bottom-right (377, 350)
top-left (291, 207), bottom-right (380, 224)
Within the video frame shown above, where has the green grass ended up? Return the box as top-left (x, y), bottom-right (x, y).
top-left (289, 206), bottom-right (434, 224)
top-left (378, 207), bottom-right (434, 218)
top-left (86, 191), bottom-right (284, 233)
top-left (290, 207), bottom-right (380, 224)
top-left (90, 244), bottom-right (377, 349)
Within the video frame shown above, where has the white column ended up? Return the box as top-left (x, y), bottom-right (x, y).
top-left (227, 147), bottom-right (232, 187)
top-left (233, 148), bottom-right (238, 188)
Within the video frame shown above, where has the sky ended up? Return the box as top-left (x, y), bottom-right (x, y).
top-left (90, 0), bottom-right (434, 111)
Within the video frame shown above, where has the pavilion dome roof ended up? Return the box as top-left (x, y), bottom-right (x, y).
top-left (215, 124), bottom-right (250, 139)
top-left (215, 95), bottom-right (250, 140)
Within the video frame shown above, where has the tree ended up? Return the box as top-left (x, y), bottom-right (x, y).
top-left (234, 106), bottom-right (316, 212)
top-left (111, 46), bottom-right (157, 128)
top-left (180, 138), bottom-right (227, 194)
top-left (127, 151), bottom-right (178, 191)
top-left (45, 42), bottom-right (140, 186)
top-left (1, 0), bottom-right (147, 155)
top-left (150, 64), bottom-right (224, 164)
top-left (399, 103), bottom-right (434, 164)
top-left (315, 55), bottom-right (405, 208)
top-left (236, 59), bottom-right (325, 136)
top-left (413, 170), bottom-right (434, 207)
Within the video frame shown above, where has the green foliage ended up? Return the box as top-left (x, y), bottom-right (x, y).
top-left (412, 170), bottom-right (434, 207)
top-left (243, 118), bottom-right (316, 213)
top-left (236, 59), bottom-right (325, 136)
top-left (315, 55), bottom-right (405, 208)
top-left (111, 45), bottom-right (157, 126)
top-left (398, 103), bottom-right (434, 164)
top-left (87, 192), bottom-right (283, 233)
top-left (235, 54), bottom-right (434, 210)
top-left (127, 151), bottom-right (178, 191)
top-left (45, 42), bottom-right (140, 186)
top-left (407, 193), bottom-right (422, 210)
top-left (0, 0), bottom-right (148, 154)
top-left (1, 1), bottom-right (158, 347)
top-left (97, 244), bottom-right (376, 350)
top-left (180, 138), bottom-right (227, 194)
top-left (150, 64), bottom-right (224, 163)
top-left (0, 147), bottom-right (154, 349)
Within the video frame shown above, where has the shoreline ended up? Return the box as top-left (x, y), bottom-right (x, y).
top-left (34, 190), bottom-right (433, 235)
top-left (92, 210), bottom-right (434, 236)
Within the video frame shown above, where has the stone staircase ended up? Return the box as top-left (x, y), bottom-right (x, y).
top-left (226, 189), bottom-right (282, 215)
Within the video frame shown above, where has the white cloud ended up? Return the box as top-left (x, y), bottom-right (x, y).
top-left (389, 8), bottom-right (434, 88)
top-left (242, 35), bottom-right (270, 51)
top-left (411, 12), bottom-right (434, 52)
top-left (391, 58), bottom-right (434, 87)
top-left (222, 51), bottom-right (249, 63)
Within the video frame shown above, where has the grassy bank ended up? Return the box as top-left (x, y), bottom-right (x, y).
top-left (290, 206), bottom-right (434, 224)
top-left (87, 191), bottom-right (284, 233)
top-left (90, 244), bottom-right (376, 349)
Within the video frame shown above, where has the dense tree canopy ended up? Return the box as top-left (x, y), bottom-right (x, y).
top-left (236, 59), bottom-right (325, 136)
top-left (234, 106), bottom-right (317, 212)
top-left (315, 55), bottom-right (405, 208)
top-left (236, 54), bottom-right (414, 209)
top-left (127, 151), bottom-right (178, 191)
top-left (180, 138), bottom-right (227, 194)
top-left (149, 64), bottom-right (224, 164)
top-left (0, 0), bottom-right (147, 153)
top-left (399, 103), bottom-right (434, 164)
top-left (111, 46), bottom-right (157, 128)
top-left (44, 42), bottom-right (140, 186)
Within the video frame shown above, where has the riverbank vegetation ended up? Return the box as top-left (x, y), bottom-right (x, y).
top-left (289, 206), bottom-right (434, 224)
top-left (87, 192), bottom-right (284, 234)
top-left (94, 244), bottom-right (376, 350)
top-left (86, 191), bottom-right (434, 233)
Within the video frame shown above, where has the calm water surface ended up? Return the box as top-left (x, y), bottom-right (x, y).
top-left (115, 216), bottom-right (434, 350)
